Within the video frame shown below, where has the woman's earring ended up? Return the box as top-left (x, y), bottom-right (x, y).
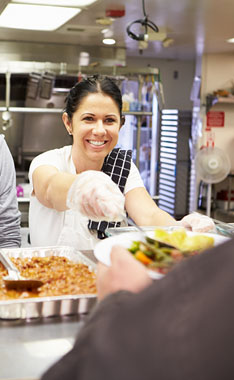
top-left (68, 130), bottom-right (73, 135)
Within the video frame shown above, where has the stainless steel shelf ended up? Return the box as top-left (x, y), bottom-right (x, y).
top-left (0, 107), bottom-right (63, 113)
top-left (0, 107), bottom-right (153, 116)
top-left (0, 61), bottom-right (159, 77)
top-left (206, 95), bottom-right (234, 112)
top-left (123, 111), bottom-right (153, 116)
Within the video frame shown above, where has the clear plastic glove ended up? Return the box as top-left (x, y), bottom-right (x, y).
top-left (177, 212), bottom-right (216, 233)
top-left (66, 171), bottom-right (125, 222)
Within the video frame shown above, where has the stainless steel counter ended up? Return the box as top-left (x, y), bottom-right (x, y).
top-left (1, 228), bottom-right (233, 380)
top-left (0, 315), bottom-right (86, 380)
top-left (0, 250), bottom-right (97, 380)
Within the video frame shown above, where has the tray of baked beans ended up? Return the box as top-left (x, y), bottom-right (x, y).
top-left (0, 246), bottom-right (97, 320)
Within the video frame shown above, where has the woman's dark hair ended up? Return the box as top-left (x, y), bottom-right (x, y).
top-left (64, 75), bottom-right (123, 120)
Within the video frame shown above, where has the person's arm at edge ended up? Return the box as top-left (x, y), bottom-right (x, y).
top-left (0, 137), bottom-right (21, 247)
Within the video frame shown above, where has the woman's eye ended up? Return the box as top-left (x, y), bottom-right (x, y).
top-left (83, 116), bottom-right (94, 122)
top-left (105, 118), bottom-right (115, 123)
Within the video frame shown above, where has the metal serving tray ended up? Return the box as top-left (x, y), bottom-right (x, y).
top-left (0, 246), bottom-right (97, 320)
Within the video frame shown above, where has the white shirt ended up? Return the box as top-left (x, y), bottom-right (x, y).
top-left (28, 145), bottom-right (144, 250)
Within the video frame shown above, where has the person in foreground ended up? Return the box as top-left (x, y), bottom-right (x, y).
top-left (0, 134), bottom-right (21, 247)
top-left (41, 237), bottom-right (234, 380)
top-left (29, 75), bottom-right (214, 249)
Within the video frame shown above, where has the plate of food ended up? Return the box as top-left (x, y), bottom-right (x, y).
top-left (94, 228), bottom-right (229, 280)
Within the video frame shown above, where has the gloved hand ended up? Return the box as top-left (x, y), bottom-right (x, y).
top-left (66, 171), bottom-right (125, 222)
top-left (177, 212), bottom-right (216, 233)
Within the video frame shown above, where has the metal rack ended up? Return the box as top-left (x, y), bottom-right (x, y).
top-left (0, 63), bottom-right (163, 198)
top-left (206, 94), bottom-right (234, 113)
top-left (0, 60), bottom-right (160, 78)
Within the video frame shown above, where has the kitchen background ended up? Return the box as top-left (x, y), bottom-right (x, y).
top-left (0, 0), bottom-right (234, 226)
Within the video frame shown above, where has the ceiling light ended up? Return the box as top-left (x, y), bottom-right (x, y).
top-left (102, 38), bottom-right (116, 45)
top-left (227, 37), bottom-right (234, 43)
top-left (12, 0), bottom-right (97, 6)
top-left (0, 3), bottom-right (81, 30)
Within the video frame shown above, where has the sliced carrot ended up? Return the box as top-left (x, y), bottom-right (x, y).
top-left (135, 251), bottom-right (153, 266)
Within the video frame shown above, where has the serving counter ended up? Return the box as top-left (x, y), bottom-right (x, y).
top-left (0, 250), bottom-right (97, 380)
top-left (0, 223), bottom-right (233, 380)
top-left (0, 315), bottom-right (85, 380)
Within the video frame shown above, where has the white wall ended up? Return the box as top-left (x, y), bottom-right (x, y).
top-left (126, 57), bottom-right (195, 110)
top-left (201, 53), bottom-right (234, 95)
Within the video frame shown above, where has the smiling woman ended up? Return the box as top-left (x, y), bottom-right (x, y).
top-left (28, 75), bottom-right (210, 251)
top-left (62, 90), bottom-right (122, 171)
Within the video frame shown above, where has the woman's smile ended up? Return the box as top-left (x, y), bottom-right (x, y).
top-left (87, 140), bottom-right (108, 147)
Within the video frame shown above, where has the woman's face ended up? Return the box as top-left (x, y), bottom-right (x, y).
top-left (63, 92), bottom-right (122, 167)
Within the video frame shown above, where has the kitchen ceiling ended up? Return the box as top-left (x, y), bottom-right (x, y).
top-left (1, 0), bottom-right (234, 61)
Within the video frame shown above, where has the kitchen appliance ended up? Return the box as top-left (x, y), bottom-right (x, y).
top-left (195, 147), bottom-right (231, 217)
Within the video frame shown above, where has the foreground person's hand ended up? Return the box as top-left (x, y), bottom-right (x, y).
top-left (66, 171), bottom-right (125, 221)
top-left (97, 245), bottom-right (153, 301)
top-left (177, 212), bottom-right (216, 233)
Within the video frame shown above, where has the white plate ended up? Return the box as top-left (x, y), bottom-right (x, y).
top-left (94, 230), bottom-right (230, 280)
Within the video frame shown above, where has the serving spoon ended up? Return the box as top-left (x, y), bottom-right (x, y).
top-left (0, 251), bottom-right (44, 290)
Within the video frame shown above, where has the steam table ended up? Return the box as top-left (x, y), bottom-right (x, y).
top-left (1, 224), bottom-right (234, 380)
top-left (0, 250), bottom-right (97, 380)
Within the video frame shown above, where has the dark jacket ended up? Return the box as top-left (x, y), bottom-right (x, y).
top-left (42, 238), bottom-right (234, 380)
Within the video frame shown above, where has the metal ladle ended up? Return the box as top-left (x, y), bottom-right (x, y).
top-left (125, 216), bottom-right (177, 249)
top-left (0, 251), bottom-right (43, 290)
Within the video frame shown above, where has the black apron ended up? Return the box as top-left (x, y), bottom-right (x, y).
top-left (88, 148), bottom-right (132, 239)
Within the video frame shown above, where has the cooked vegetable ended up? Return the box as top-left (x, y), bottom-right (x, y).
top-left (154, 229), bottom-right (214, 252)
top-left (134, 251), bottom-right (153, 265)
top-left (128, 229), bottom-right (215, 275)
